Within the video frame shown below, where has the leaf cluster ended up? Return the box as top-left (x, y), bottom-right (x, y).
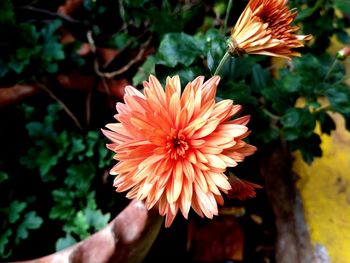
top-left (0, 103), bottom-right (113, 258)
top-left (0, 0), bottom-right (350, 259)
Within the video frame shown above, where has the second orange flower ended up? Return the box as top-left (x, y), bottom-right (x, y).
top-left (229, 0), bottom-right (312, 59)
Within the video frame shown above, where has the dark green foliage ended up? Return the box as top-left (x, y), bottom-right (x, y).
top-left (157, 33), bottom-right (202, 67)
top-left (0, 104), bottom-right (113, 258)
top-left (0, 20), bottom-right (65, 79)
top-left (0, 0), bottom-right (349, 260)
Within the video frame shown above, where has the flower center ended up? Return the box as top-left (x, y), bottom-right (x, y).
top-left (166, 131), bottom-right (189, 159)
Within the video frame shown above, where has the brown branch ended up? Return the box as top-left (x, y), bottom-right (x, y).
top-left (100, 77), bottom-right (116, 111)
top-left (36, 82), bottom-right (83, 130)
top-left (18, 5), bottom-right (81, 24)
top-left (85, 84), bottom-right (93, 126)
top-left (87, 31), bottom-right (152, 79)
top-left (102, 30), bottom-right (150, 69)
top-left (14, 200), bottom-right (163, 263)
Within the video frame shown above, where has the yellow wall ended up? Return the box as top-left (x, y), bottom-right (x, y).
top-left (294, 113), bottom-right (350, 263)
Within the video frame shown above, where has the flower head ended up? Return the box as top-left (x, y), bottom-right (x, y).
top-left (102, 75), bottom-right (256, 227)
top-left (229, 0), bottom-right (312, 59)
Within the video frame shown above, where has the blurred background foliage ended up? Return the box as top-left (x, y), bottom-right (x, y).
top-left (0, 0), bottom-right (349, 261)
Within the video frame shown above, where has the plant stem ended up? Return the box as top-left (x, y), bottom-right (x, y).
top-left (223, 0), bottom-right (234, 35)
top-left (333, 74), bottom-right (350, 85)
top-left (315, 104), bottom-right (332, 113)
top-left (214, 51), bottom-right (231, 76)
top-left (324, 59), bottom-right (338, 81)
top-left (263, 108), bottom-right (280, 121)
top-left (37, 82), bottom-right (83, 130)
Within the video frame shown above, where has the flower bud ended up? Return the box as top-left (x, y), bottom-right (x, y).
top-left (336, 47), bottom-right (350, 61)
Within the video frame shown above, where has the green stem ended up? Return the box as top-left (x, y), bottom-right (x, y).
top-left (263, 108), bottom-right (280, 121)
top-left (324, 59), bottom-right (338, 81)
top-left (333, 74), bottom-right (350, 85)
top-left (223, 0), bottom-right (234, 35)
top-left (315, 105), bottom-right (332, 113)
top-left (214, 51), bottom-right (231, 76)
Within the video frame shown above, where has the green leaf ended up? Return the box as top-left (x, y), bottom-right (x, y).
top-left (219, 81), bottom-right (258, 106)
top-left (39, 20), bottom-right (65, 63)
top-left (298, 134), bottom-right (322, 164)
top-left (253, 109), bottom-right (280, 144)
top-left (326, 85), bottom-right (350, 115)
top-left (316, 112), bottom-right (336, 135)
top-left (124, 0), bottom-right (150, 7)
top-left (0, 0), bottom-right (14, 23)
top-left (221, 56), bottom-right (256, 80)
top-left (49, 205), bottom-right (75, 220)
top-left (57, 131), bottom-right (70, 153)
top-left (86, 192), bottom-right (97, 210)
top-left (98, 143), bottom-right (110, 168)
top-left (46, 63), bottom-right (59, 73)
top-left (296, 7), bottom-right (317, 21)
top-left (133, 56), bottom-right (156, 86)
top-left (0, 229), bottom-right (12, 257)
top-left (206, 50), bottom-right (215, 73)
top-left (26, 121), bottom-right (47, 138)
top-left (251, 64), bottom-right (269, 92)
top-left (86, 131), bottom-right (98, 158)
top-left (49, 189), bottom-right (75, 220)
top-left (0, 61), bottom-right (9, 78)
top-left (280, 74), bottom-right (302, 93)
top-left (5, 28), bottom-right (41, 74)
top-left (43, 42), bottom-right (65, 61)
top-left (8, 200), bottom-right (27, 224)
top-left (63, 211), bottom-right (90, 239)
top-left (16, 212), bottom-right (43, 244)
top-left (83, 0), bottom-right (93, 11)
top-left (147, 5), bottom-right (189, 36)
top-left (257, 126), bottom-right (280, 144)
top-left (40, 20), bottom-right (62, 41)
top-left (109, 32), bottom-right (134, 49)
top-left (156, 66), bottom-right (204, 87)
top-left (19, 24), bottom-right (40, 45)
top-left (336, 30), bottom-right (350, 44)
top-left (84, 209), bottom-right (110, 231)
top-left (55, 234), bottom-right (77, 251)
top-left (0, 171), bottom-right (9, 183)
top-left (199, 29), bottom-right (226, 73)
top-left (37, 148), bottom-right (61, 176)
top-left (63, 208), bottom-right (110, 240)
top-left (52, 189), bottom-right (74, 204)
top-left (65, 162), bottom-right (95, 194)
top-left (262, 86), bottom-right (296, 114)
top-left (281, 108), bottom-right (316, 141)
top-left (67, 138), bottom-right (86, 161)
top-left (335, 0), bottom-right (350, 14)
top-left (157, 33), bottom-right (201, 67)
top-left (46, 103), bottom-right (62, 119)
top-left (8, 56), bottom-right (31, 74)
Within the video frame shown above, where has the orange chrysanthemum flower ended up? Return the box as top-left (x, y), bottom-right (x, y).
top-left (102, 75), bottom-right (256, 227)
top-left (229, 0), bottom-right (312, 59)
